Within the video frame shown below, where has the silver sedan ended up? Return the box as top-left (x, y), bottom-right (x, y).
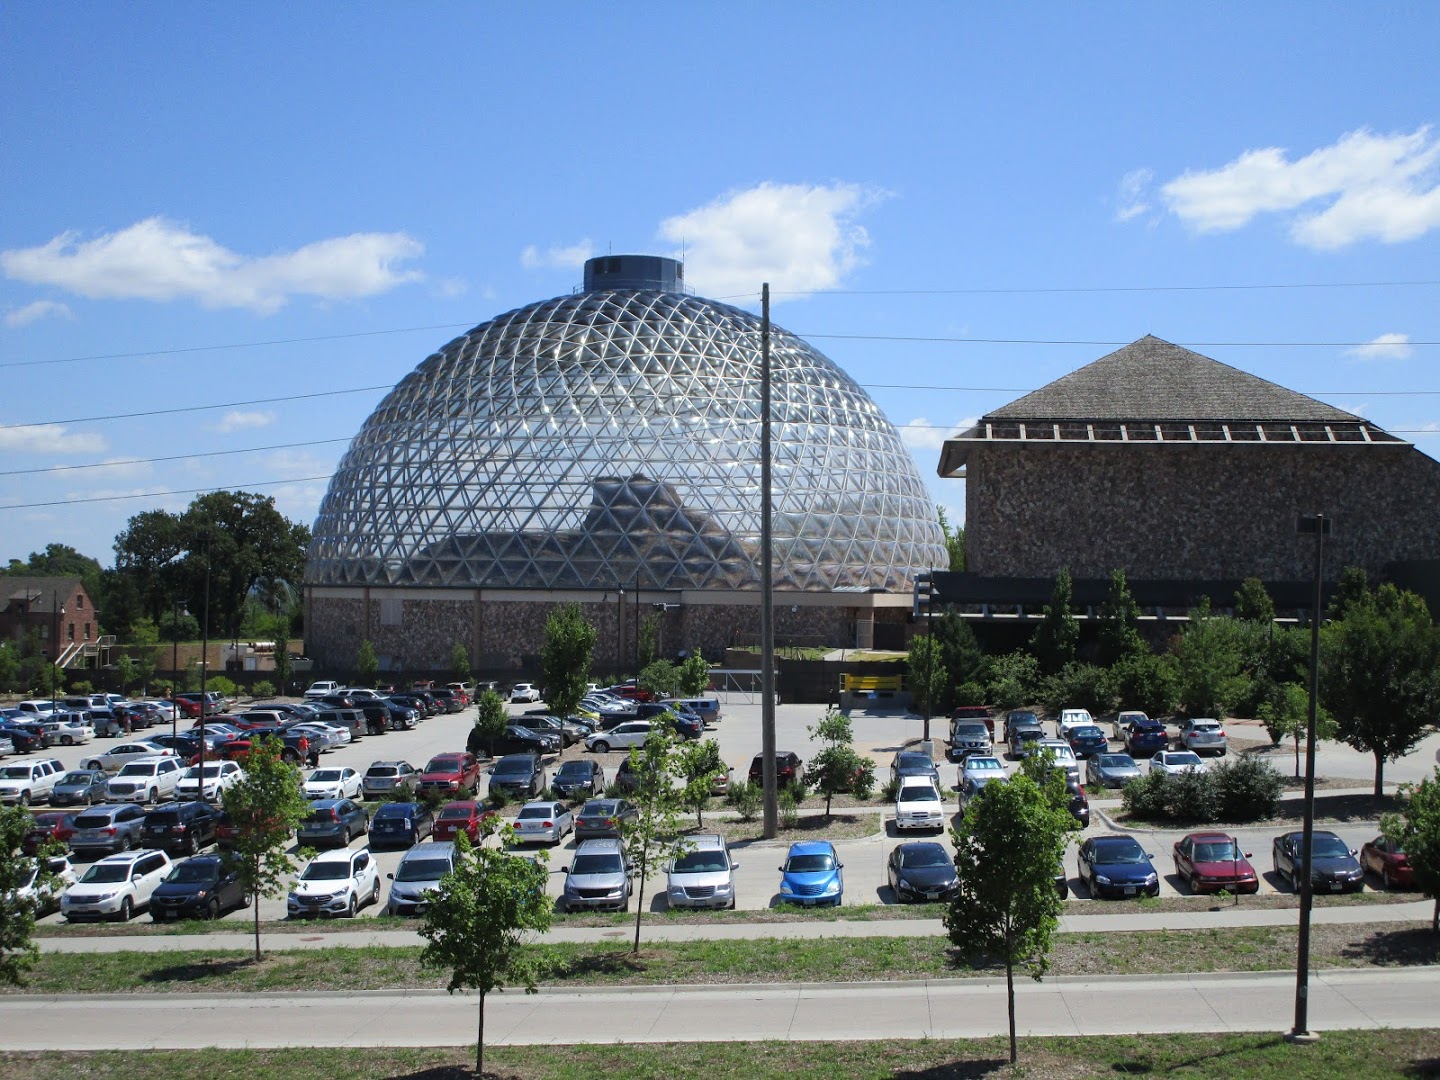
top-left (511, 799), bottom-right (573, 845)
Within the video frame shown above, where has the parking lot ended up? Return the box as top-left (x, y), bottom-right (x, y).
top-left (17, 693), bottom-right (1424, 925)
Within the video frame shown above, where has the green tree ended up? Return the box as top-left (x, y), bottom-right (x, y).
top-left (1097, 569), bottom-right (1145, 665)
top-left (677, 652), bottom-right (711, 697)
top-left (1039, 662), bottom-right (1113, 717)
top-left (906, 633), bottom-right (946, 723)
top-left (0, 804), bottom-right (59, 986)
top-left (1030, 568), bottom-right (1079, 675)
top-left (675, 738), bottom-right (726, 827)
top-left (638, 659), bottom-right (678, 698)
top-left (355, 639), bottom-right (379, 688)
top-left (1255, 681), bottom-right (1337, 778)
top-left (619, 728), bottom-right (683, 952)
top-left (115, 655), bottom-right (140, 697)
top-left (933, 609), bottom-right (984, 712)
top-left (221, 735), bottom-right (313, 960)
top-left (450, 641), bottom-right (472, 684)
top-left (1383, 766), bottom-right (1440, 932)
top-left (273, 643), bottom-right (293, 697)
top-left (1328, 565), bottom-right (1372, 621)
top-left (1322, 582), bottom-right (1440, 796)
top-left (1234, 577), bottom-right (1276, 624)
top-left (637, 612), bottom-right (660, 670)
top-left (1104, 650), bottom-right (1177, 718)
top-left (1172, 598), bottom-right (1250, 718)
top-left (2, 544), bottom-right (104, 613)
top-left (419, 821), bottom-right (552, 1078)
top-left (468, 689), bottom-right (509, 760)
top-left (805, 709), bottom-right (876, 817)
top-left (945, 767), bottom-right (1073, 1064)
top-left (984, 650), bottom-right (1040, 711)
top-left (0, 643), bottom-right (19, 694)
top-left (938, 507), bottom-right (966, 572)
top-left (539, 603), bottom-right (597, 719)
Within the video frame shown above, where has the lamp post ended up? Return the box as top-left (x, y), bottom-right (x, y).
top-left (51, 590), bottom-right (65, 713)
top-left (170, 601), bottom-right (186, 739)
top-left (1288, 512), bottom-right (1329, 1045)
top-left (198, 533), bottom-right (212, 805)
top-left (617, 586), bottom-right (625, 677)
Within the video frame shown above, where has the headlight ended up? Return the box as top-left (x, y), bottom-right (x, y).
top-left (1145, 873), bottom-right (1158, 884)
top-left (97, 892), bottom-right (117, 901)
top-left (823, 880), bottom-right (839, 894)
top-left (195, 890), bottom-right (209, 899)
top-left (1095, 874), bottom-right (1112, 885)
top-left (780, 881), bottom-right (794, 893)
top-left (668, 885), bottom-right (685, 897)
top-left (898, 878), bottom-right (913, 892)
top-left (714, 882), bottom-right (733, 894)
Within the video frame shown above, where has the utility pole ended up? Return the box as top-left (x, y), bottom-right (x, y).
top-left (198, 531), bottom-right (212, 805)
top-left (760, 283), bottom-right (777, 840)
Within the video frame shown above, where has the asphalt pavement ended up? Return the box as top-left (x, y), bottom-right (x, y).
top-left (4, 968), bottom-right (1438, 1049)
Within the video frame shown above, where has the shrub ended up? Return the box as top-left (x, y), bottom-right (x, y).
top-left (251, 680), bottom-right (275, 699)
top-left (1106, 651), bottom-right (1178, 718)
top-left (952, 680), bottom-right (987, 707)
top-left (1121, 770), bottom-right (1170, 819)
top-left (1164, 768), bottom-right (1221, 823)
top-left (603, 781), bottom-right (630, 800)
top-left (880, 775), bottom-right (902, 803)
top-left (1209, 757), bottom-right (1282, 822)
top-left (778, 785), bottom-right (800, 829)
top-left (68, 678), bottom-right (94, 694)
top-left (1122, 757), bottom-right (1280, 824)
top-left (207, 675), bottom-right (238, 698)
top-left (984, 651), bottom-right (1040, 711)
top-left (851, 759), bottom-right (877, 800)
top-left (485, 788), bottom-right (510, 811)
top-left (1038, 663), bottom-right (1113, 717)
top-left (726, 780), bottom-right (761, 821)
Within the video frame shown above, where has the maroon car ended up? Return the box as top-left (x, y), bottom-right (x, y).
top-left (1360, 835), bottom-right (1413, 889)
top-left (1172, 831), bottom-right (1259, 895)
top-left (431, 801), bottom-right (495, 842)
top-left (23, 811), bottom-right (77, 855)
top-left (748, 751), bottom-right (804, 786)
top-left (416, 752), bottom-right (481, 797)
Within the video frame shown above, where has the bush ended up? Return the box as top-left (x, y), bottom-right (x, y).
top-left (1210, 757), bottom-right (1282, 822)
top-left (251, 680), bottom-right (275, 699)
top-left (984, 650), bottom-right (1040, 711)
top-left (726, 780), bottom-right (762, 821)
top-left (1121, 770), bottom-right (1170, 819)
top-left (1106, 651), bottom-right (1178, 718)
top-left (851, 759), bottom-right (877, 800)
top-left (778, 785), bottom-right (801, 829)
top-left (68, 678), bottom-right (94, 695)
top-left (485, 788), bottom-right (510, 811)
top-left (207, 675), bottom-right (238, 698)
top-left (952, 680), bottom-right (987, 707)
top-left (1038, 663), bottom-right (1113, 717)
top-left (1122, 756), bottom-right (1281, 824)
top-left (603, 781), bottom-right (630, 800)
top-left (880, 775), bottom-right (902, 803)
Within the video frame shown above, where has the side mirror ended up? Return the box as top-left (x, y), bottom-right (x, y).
top-left (387, 873), bottom-right (394, 880)
top-left (731, 861), bottom-right (740, 870)
top-left (837, 862), bottom-right (845, 869)
top-left (1244, 852), bottom-right (1253, 859)
top-left (778, 865), bottom-right (785, 872)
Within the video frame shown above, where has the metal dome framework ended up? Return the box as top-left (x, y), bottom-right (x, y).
top-left (307, 286), bottom-right (946, 592)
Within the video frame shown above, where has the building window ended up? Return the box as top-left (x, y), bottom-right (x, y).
top-left (67, 622), bottom-right (75, 641)
top-left (84, 623), bottom-right (91, 640)
top-left (76, 595), bottom-right (84, 609)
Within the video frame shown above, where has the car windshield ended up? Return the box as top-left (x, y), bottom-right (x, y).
top-left (1194, 841), bottom-right (1240, 862)
top-left (1311, 836), bottom-right (1351, 859)
top-left (896, 754), bottom-right (931, 769)
top-left (395, 858), bottom-right (451, 882)
top-left (1169, 753), bottom-right (1202, 765)
top-left (166, 863), bottom-right (220, 884)
top-left (80, 863), bottom-right (131, 884)
top-left (1, 766), bottom-right (34, 779)
top-left (1094, 840), bottom-right (1149, 864)
top-left (59, 772), bottom-right (94, 784)
top-left (367, 767), bottom-right (398, 777)
top-left (309, 771), bottom-right (344, 782)
top-left (1014, 730), bottom-right (1042, 743)
top-left (519, 806), bottom-right (556, 819)
top-left (673, 850), bottom-right (728, 872)
top-left (426, 757), bottom-right (462, 771)
top-left (952, 723), bottom-right (988, 738)
top-left (967, 758), bottom-right (1003, 772)
top-left (438, 808), bottom-right (473, 821)
top-left (572, 854), bottom-right (623, 875)
top-left (786, 853), bottom-right (835, 873)
top-left (301, 862), bottom-right (353, 880)
top-left (1073, 726), bottom-right (1104, 739)
top-left (556, 763), bottom-right (590, 777)
top-left (189, 765), bottom-right (226, 778)
top-left (493, 761), bottom-right (531, 777)
top-left (581, 801), bottom-right (618, 816)
top-left (899, 785), bottom-right (940, 801)
top-left (898, 846), bottom-right (950, 869)
top-left (116, 763), bottom-right (156, 776)
top-left (1098, 755), bottom-right (1135, 769)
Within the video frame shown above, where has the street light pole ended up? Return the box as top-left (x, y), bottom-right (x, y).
top-left (171, 600), bottom-right (181, 739)
top-left (617, 586), bottom-right (625, 677)
top-left (1288, 512), bottom-right (1328, 1044)
top-left (198, 534), bottom-right (211, 805)
top-left (51, 589), bottom-right (63, 713)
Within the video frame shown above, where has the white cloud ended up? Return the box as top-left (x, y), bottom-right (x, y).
top-left (658, 182), bottom-right (882, 299)
top-left (1348, 332), bottom-right (1413, 361)
top-left (1114, 168), bottom-right (1153, 222)
top-left (1158, 127), bottom-right (1440, 248)
top-left (898, 416), bottom-right (978, 453)
top-left (216, 409), bottom-right (277, 433)
top-left (1, 217), bottom-right (424, 314)
top-left (5, 299), bottom-right (73, 327)
top-left (0, 424), bottom-right (107, 455)
top-left (520, 241), bottom-right (595, 270)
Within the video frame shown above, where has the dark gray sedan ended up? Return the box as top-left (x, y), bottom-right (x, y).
top-left (296, 799), bottom-right (369, 848)
top-left (49, 769), bottom-right (110, 807)
top-left (1085, 752), bottom-right (1142, 788)
top-left (574, 798), bottom-right (637, 840)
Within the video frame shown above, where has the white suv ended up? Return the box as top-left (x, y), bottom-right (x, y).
top-left (510, 683), bottom-right (541, 703)
top-left (61, 849), bottom-right (172, 921)
top-left (288, 848), bottom-right (381, 919)
top-left (175, 760), bottom-right (244, 801)
top-left (105, 756), bottom-right (184, 804)
top-left (0, 758), bottom-right (65, 805)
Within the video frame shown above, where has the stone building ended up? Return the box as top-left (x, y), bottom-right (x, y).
top-left (936, 336), bottom-right (1440, 611)
top-left (303, 255), bottom-right (945, 673)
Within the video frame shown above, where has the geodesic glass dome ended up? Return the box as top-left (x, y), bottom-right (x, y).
top-left (306, 256), bottom-right (946, 592)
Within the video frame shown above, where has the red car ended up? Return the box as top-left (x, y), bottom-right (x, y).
top-left (416, 752), bottom-right (481, 796)
top-left (608, 683), bottom-right (654, 703)
top-left (23, 811), bottom-right (77, 855)
top-left (432, 801), bottom-right (495, 842)
top-left (748, 751), bottom-right (804, 786)
top-left (1360, 835), bottom-right (1413, 889)
top-left (1172, 831), bottom-right (1259, 895)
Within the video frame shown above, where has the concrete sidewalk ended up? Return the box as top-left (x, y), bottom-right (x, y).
top-left (34, 897), bottom-right (1434, 953)
top-left (4, 968), bottom-right (1437, 1049)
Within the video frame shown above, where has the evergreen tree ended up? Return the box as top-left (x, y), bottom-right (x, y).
top-left (1097, 569), bottom-right (1145, 665)
top-left (1030, 568), bottom-right (1079, 675)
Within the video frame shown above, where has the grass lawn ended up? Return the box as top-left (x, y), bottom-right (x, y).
top-left (4, 1029), bottom-right (1440, 1079)
top-left (10, 921), bottom-right (1439, 995)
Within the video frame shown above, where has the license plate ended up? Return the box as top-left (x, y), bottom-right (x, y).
top-left (1124, 886), bottom-right (1136, 896)
top-left (925, 891), bottom-right (941, 899)
top-left (1330, 882), bottom-right (1342, 892)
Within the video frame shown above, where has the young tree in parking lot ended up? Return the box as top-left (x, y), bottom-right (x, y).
top-left (420, 820), bottom-right (552, 1079)
top-left (675, 738), bottom-right (726, 828)
top-left (1255, 681), bottom-right (1336, 778)
top-left (1383, 767), bottom-right (1440, 933)
top-left (806, 709), bottom-right (876, 819)
top-left (638, 658), bottom-right (678, 698)
top-left (221, 735), bottom-right (313, 961)
top-left (539, 602), bottom-right (597, 719)
top-left (468, 689), bottom-right (509, 759)
top-left (946, 768), bottom-right (1073, 1065)
top-left (677, 651), bottom-right (711, 697)
top-left (0, 804), bottom-right (58, 986)
top-left (1097, 569), bottom-right (1145, 665)
top-left (450, 640), bottom-right (472, 684)
top-left (620, 727), bottom-right (683, 953)
top-left (355, 639), bottom-right (379, 688)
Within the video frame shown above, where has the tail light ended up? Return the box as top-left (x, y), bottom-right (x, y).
top-left (102, 827), bottom-right (116, 837)
top-left (543, 821), bottom-right (554, 828)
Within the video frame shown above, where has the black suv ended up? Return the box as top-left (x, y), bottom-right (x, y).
top-left (143, 801), bottom-right (223, 856)
top-left (150, 853), bottom-right (249, 921)
top-left (488, 754), bottom-right (544, 799)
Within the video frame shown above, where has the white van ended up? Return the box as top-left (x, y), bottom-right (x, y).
top-left (385, 841), bottom-right (457, 916)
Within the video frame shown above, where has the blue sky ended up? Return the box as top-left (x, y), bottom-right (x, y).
top-left (3, 5), bottom-right (1439, 568)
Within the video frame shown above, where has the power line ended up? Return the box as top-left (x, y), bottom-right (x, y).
top-left (0, 385), bottom-right (393, 432)
top-left (799, 333), bottom-right (1440, 348)
top-left (0, 475), bottom-right (334, 511)
top-left (0, 437), bottom-right (353, 478)
top-left (773, 279), bottom-right (1440, 297)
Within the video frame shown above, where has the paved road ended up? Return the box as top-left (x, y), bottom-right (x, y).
top-left (4, 968), bottom-right (1437, 1049)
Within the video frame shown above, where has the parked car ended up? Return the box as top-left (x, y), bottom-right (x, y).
top-left (513, 799), bottom-right (573, 845)
top-left (142, 801), bottom-right (223, 856)
top-left (1172, 831), bottom-right (1259, 894)
top-left (509, 683), bottom-right (542, 704)
top-left (1124, 719), bottom-right (1170, 758)
top-left (49, 769), bottom-right (110, 807)
top-left (516, 714), bottom-right (576, 748)
top-left (149, 853), bottom-right (250, 920)
top-left (550, 759), bottom-right (605, 801)
top-left (174, 760), bottom-right (244, 801)
top-left (385, 841), bottom-right (456, 916)
top-left (748, 751), bottom-right (804, 786)
top-left (295, 799), bottom-right (369, 848)
top-left (1111, 709), bottom-right (1152, 739)
top-left (887, 840), bottom-right (959, 903)
top-left (303, 681), bottom-right (343, 700)
top-left (1056, 708), bottom-right (1095, 740)
top-left (81, 742), bottom-right (176, 774)
top-left (958, 773), bottom-right (1003, 814)
top-left (287, 847), bottom-right (381, 918)
top-left (0, 757), bottom-right (65, 805)
top-left (488, 754), bottom-right (545, 799)
top-left (303, 766), bottom-right (363, 802)
top-left (946, 719), bottom-right (993, 762)
top-left (585, 721), bottom-right (653, 754)
top-left (1066, 725), bottom-right (1110, 759)
top-left (480, 725), bottom-right (559, 757)
top-left (890, 750), bottom-right (940, 784)
top-left (778, 840), bottom-right (844, 906)
top-left (1272, 830), bottom-right (1364, 893)
top-left (1176, 718), bottom-right (1228, 756)
top-left (1085, 752), bottom-right (1142, 789)
top-left (1035, 740), bottom-right (1081, 783)
top-left (61, 848), bottom-right (172, 921)
top-left (1360, 835), bottom-right (1413, 889)
top-left (39, 715), bottom-right (95, 746)
top-left (1007, 723), bottom-right (1046, 760)
top-left (69, 803), bottom-right (149, 855)
top-left (561, 837), bottom-right (631, 912)
top-left (960, 755), bottom-right (1005, 787)
top-left (1077, 835), bottom-right (1160, 899)
top-left (431, 800), bottom-right (494, 843)
top-left (105, 756), bottom-right (185, 804)
top-left (574, 798), bottom-right (637, 840)
top-left (665, 833), bottom-right (738, 909)
top-left (1064, 776), bottom-right (1091, 827)
top-left (11, 854), bottom-right (76, 916)
top-left (894, 778), bottom-right (946, 832)
top-left (22, 810), bottom-right (78, 855)
top-left (1002, 710), bottom-right (1042, 741)
top-left (362, 760), bottom-right (419, 800)
top-left (370, 801), bottom-right (435, 849)
top-left (1149, 750), bottom-right (1205, 776)
top-left (416, 753), bottom-right (482, 797)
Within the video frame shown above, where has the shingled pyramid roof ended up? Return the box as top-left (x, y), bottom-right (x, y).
top-left (988, 336), bottom-right (1360, 423)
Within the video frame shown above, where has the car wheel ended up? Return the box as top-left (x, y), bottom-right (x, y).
top-left (148, 788), bottom-right (157, 804)
top-left (18, 791), bottom-right (29, 806)
top-left (1382, 867), bottom-right (1393, 889)
top-left (346, 894), bottom-right (357, 918)
top-left (1189, 873), bottom-right (1202, 895)
top-left (118, 834), bottom-right (132, 852)
top-left (340, 828), bottom-right (351, 847)
top-left (62, 735), bottom-right (73, 746)
top-left (206, 897), bottom-right (220, 920)
top-left (370, 878), bottom-right (380, 905)
top-left (241, 892), bottom-right (253, 909)
top-left (593, 741), bottom-right (610, 754)
top-left (117, 897), bottom-right (133, 922)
